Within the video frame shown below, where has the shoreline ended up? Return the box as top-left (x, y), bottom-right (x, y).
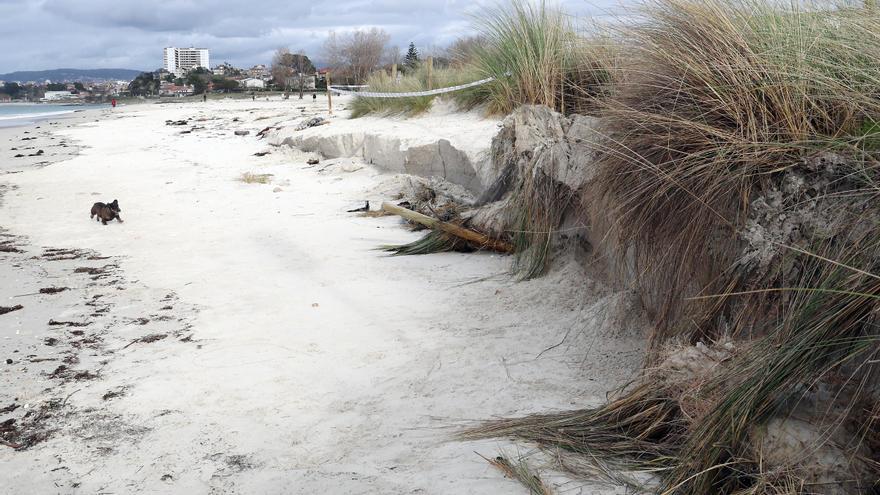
top-left (0, 107), bottom-right (107, 175)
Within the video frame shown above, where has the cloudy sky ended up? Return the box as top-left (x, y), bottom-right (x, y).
top-left (0, 0), bottom-right (622, 73)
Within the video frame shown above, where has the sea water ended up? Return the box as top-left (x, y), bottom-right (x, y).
top-left (0, 103), bottom-right (98, 128)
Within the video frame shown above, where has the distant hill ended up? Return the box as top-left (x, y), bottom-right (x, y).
top-left (0, 68), bottom-right (145, 83)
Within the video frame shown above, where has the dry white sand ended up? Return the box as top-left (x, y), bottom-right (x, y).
top-left (0, 97), bottom-right (644, 493)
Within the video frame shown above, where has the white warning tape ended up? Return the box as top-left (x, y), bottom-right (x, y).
top-left (329, 76), bottom-right (496, 98)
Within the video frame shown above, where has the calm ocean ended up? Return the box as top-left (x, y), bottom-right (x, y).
top-left (0, 103), bottom-right (98, 128)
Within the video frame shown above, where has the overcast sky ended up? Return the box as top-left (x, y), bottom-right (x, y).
top-left (0, 0), bottom-right (623, 73)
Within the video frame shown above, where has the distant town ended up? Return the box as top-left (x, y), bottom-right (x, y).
top-left (0, 46), bottom-right (327, 103)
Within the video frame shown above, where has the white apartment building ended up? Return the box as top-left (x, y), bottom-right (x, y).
top-left (163, 47), bottom-right (210, 76)
top-left (41, 91), bottom-right (77, 102)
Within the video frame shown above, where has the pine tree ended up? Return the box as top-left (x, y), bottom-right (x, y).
top-left (404, 42), bottom-right (420, 68)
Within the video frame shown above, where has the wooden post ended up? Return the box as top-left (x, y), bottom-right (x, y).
top-left (426, 56), bottom-right (433, 90)
top-left (391, 63), bottom-right (397, 82)
top-left (326, 71), bottom-right (332, 115)
top-left (381, 202), bottom-right (514, 253)
top-left (299, 73), bottom-right (304, 99)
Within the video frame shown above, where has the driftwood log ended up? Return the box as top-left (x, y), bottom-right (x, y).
top-left (381, 202), bottom-right (513, 253)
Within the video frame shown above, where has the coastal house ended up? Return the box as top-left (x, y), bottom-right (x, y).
top-left (213, 63), bottom-right (239, 76)
top-left (240, 78), bottom-right (265, 89)
top-left (159, 82), bottom-right (194, 97)
top-left (248, 64), bottom-right (270, 80)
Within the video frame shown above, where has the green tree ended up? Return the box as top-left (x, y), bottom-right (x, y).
top-left (164, 74), bottom-right (174, 83)
top-left (271, 48), bottom-right (316, 90)
top-left (128, 72), bottom-right (159, 96)
top-left (404, 42), bottom-right (420, 68)
top-left (2, 82), bottom-right (22, 99)
top-left (211, 76), bottom-right (239, 92)
top-left (73, 82), bottom-right (85, 91)
top-left (186, 68), bottom-right (211, 94)
top-left (46, 83), bottom-right (67, 91)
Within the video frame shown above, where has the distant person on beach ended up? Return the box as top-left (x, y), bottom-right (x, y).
top-left (203, 93), bottom-right (207, 102)
top-left (111, 98), bottom-right (117, 108)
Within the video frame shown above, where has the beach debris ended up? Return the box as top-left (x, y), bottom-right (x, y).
top-left (42, 247), bottom-right (91, 261)
top-left (4, 359), bottom-right (12, 365)
top-left (74, 266), bottom-right (108, 275)
top-left (347, 201), bottom-right (370, 213)
top-left (256, 126), bottom-right (278, 139)
top-left (39, 287), bottom-right (69, 295)
top-left (295, 117), bottom-right (328, 131)
top-left (0, 241), bottom-right (22, 253)
top-left (13, 154), bottom-right (24, 158)
top-left (234, 130), bottom-right (250, 136)
top-left (239, 172), bottom-right (273, 184)
top-left (102, 387), bottom-right (127, 401)
top-left (307, 158), bottom-right (320, 165)
top-left (47, 320), bottom-right (90, 327)
top-left (0, 305), bottom-right (23, 316)
top-left (122, 333), bottom-right (168, 349)
top-left (165, 120), bottom-right (188, 126)
top-left (253, 151), bottom-right (271, 157)
top-left (479, 453), bottom-right (553, 495)
top-left (381, 202), bottom-right (513, 253)
top-left (272, 187), bottom-right (283, 193)
top-left (29, 150), bottom-right (44, 156)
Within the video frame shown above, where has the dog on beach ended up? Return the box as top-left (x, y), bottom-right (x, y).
top-left (90, 199), bottom-right (123, 225)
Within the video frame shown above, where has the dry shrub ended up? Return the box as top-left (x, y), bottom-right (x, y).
top-left (238, 172), bottom-right (273, 184)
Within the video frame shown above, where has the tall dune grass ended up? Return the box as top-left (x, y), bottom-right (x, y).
top-left (469, 0), bottom-right (880, 492)
top-left (591, 0), bottom-right (880, 345)
top-left (456, 0), bottom-right (616, 115)
top-left (349, 66), bottom-right (479, 117)
top-left (350, 0), bottom-right (617, 118)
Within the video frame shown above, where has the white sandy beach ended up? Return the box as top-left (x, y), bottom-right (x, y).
top-left (0, 97), bottom-right (644, 493)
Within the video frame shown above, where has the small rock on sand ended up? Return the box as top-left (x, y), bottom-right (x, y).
top-left (234, 130), bottom-right (250, 136)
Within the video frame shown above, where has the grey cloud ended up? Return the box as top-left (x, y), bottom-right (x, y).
top-left (0, 0), bottom-right (621, 73)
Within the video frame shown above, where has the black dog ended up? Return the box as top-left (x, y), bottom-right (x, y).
top-left (90, 199), bottom-right (123, 225)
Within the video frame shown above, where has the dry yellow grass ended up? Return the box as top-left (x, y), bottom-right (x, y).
top-left (238, 172), bottom-right (273, 184)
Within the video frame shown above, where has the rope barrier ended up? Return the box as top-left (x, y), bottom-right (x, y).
top-left (329, 76), bottom-right (496, 99)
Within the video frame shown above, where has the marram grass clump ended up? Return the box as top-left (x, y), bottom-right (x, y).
top-left (349, 66), bottom-right (480, 118)
top-left (455, 0), bottom-right (617, 115)
top-left (591, 0), bottom-right (880, 344)
top-left (467, 0), bottom-right (880, 493)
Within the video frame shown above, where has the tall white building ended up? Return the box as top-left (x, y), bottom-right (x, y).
top-left (163, 47), bottom-right (210, 76)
